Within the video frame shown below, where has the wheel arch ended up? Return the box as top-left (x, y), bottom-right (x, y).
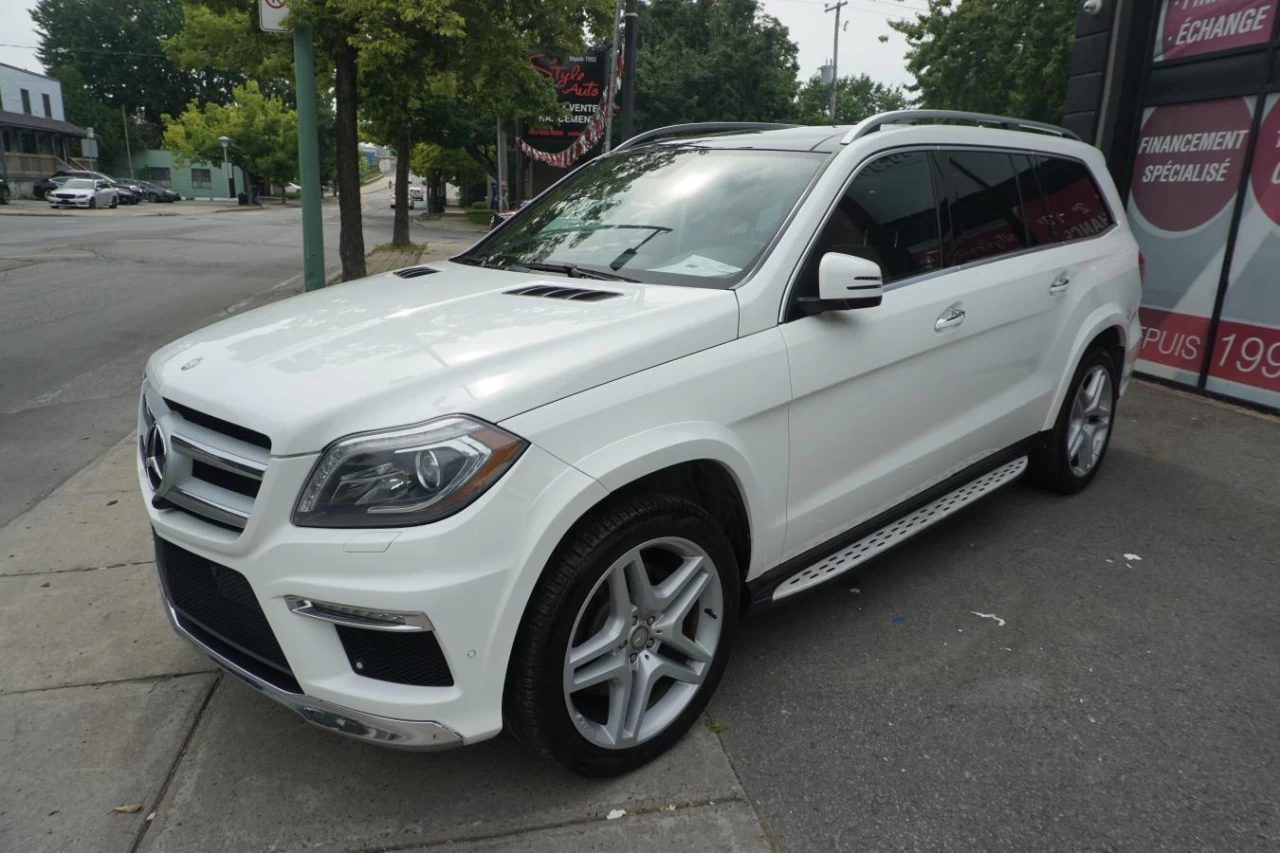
top-left (1041, 310), bottom-right (1130, 432)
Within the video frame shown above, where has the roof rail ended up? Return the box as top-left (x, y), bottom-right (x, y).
top-left (616, 122), bottom-right (799, 151)
top-left (842, 110), bottom-right (1081, 144)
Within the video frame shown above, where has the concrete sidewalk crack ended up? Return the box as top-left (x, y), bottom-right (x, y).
top-left (0, 669), bottom-right (217, 697)
top-left (127, 673), bottom-right (222, 853)
top-left (1, 559), bottom-right (153, 577)
top-left (335, 796), bottom-right (752, 853)
top-left (710, 724), bottom-right (783, 852)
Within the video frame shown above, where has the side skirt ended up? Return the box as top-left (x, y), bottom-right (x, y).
top-left (747, 438), bottom-right (1040, 610)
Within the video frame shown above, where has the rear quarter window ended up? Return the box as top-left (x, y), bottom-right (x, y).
top-left (1031, 156), bottom-right (1114, 242)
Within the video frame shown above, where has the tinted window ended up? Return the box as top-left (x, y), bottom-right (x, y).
top-left (1012, 154), bottom-right (1056, 247)
top-left (791, 151), bottom-right (942, 307)
top-left (938, 149), bottom-right (1028, 264)
top-left (1034, 156), bottom-right (1114, 241)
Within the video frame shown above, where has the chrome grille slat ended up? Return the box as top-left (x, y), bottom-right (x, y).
top-left (170, 433), bottom-right (266, 481)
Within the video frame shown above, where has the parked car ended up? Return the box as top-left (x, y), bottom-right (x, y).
top-left (389, 191), bottom-right (415, 209)
top-left (33, 169), bottom-right (114, 199)
top-left (116, 179), bottom-right (151, 201)
top-left (0, 175), bottom-right (10, 205)
top-left (47, 177), bottom-right (118, 209)
top-left (490, 200), bottom-right (529, 230)
top-left (111, 182), bottom-right (139, 205)
top-left (409, 185), bottom-right (425, 202)
top-left (134, 180), bottom-right (180, 203)
top-left (136, 111), bottom-right (1142, 776)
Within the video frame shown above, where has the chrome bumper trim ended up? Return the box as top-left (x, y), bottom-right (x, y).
top-left (285, 595), bottom-right (434, 632)
top-left (161, 597), bottom-right (463, 750)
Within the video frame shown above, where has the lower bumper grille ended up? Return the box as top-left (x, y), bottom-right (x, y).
top-left (336, 626), bottom-right (454, 687)
top-left (155, 536), bottom-right (300, 693)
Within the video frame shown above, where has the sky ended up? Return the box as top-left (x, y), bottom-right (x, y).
top-left (0, 0), bottom-right (919, 88)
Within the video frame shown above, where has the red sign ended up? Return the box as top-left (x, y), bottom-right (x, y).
top-left (1206, 318), bottom-right (1280, 391)
top-left (1158, 0), bottom-right (1277, 62)
top-left (1252, 98), bottom-right (1280, 226)
top-left (1138, 307), bottom-right (1211, 372)
top-left (1130, 99), bottom-right (1253, 232)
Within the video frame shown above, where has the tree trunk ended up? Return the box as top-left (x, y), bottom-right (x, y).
top-left (392, 112), bottom-right (412, 247)
top-left (333, 36), bottom-right (366, 281)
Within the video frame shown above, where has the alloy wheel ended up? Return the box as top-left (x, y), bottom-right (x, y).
top-left (563, 536), bottom-right (723, 750)
top-left (1066, 364), bottom-right (1113, 477)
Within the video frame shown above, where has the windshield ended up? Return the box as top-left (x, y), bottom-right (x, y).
top-left (461, 147), bottom-right (825, 288)
top-left (63, 179), bottom-right (95, 189)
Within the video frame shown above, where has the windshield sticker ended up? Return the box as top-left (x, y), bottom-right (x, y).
top-left (652, 255), bottom-right (742, 277)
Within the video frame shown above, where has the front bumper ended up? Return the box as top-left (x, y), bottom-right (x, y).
top-left (49, 198), bottom-right (91, 208)
top-left (160, 591), bottom-right (463, 749)
top-left (141, 419), bottom-right (608, 746)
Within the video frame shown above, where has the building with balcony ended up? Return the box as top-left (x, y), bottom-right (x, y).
top-left (0, 62), bottom-right (90, 196)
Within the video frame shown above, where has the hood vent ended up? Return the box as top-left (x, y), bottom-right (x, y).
top-left (505, 284), bottom-right (621, 302)
top-left (393, 266), bottom-right (439, 279)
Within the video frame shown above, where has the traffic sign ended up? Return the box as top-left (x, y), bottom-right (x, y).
top-left (260, 0), bottom-right (289, 33)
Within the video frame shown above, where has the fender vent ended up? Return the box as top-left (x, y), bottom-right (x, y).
top-left (393, 266), bottom-right (439, 279)
top-left (505, 284), bottom-right (620, 302)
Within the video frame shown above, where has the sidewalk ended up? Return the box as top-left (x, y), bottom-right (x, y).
top-left (0, 446), bottom-right (769, 852)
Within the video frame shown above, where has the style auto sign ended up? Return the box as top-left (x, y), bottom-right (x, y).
top-left (1156, 0), bottom-right (1278, 62)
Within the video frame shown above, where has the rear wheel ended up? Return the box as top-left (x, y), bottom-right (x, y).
top-left (0, 185), bottom-right (9, 204)
top-left (1030, 346), bottom-right (1118, 494)
top-left (505, 495), bottom-right (740, 776)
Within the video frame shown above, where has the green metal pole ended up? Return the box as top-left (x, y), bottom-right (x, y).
top-left (294, 23), bottom-right (325, 291)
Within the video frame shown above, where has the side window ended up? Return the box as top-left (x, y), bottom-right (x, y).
top-left (1012, 154), bottom-right (1057, 247)
top-left (790, 151), bottom-right (942, 313)
top-left (1033, 156), bottom-right (1114, 241)
top-left (937, 149), bottom-right (1028, 264)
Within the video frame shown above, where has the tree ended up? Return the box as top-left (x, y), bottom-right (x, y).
top-left (632, 0), bottom-right (799, 133)
top-left (410, 141), bottom-right (488, 207)
top-left (162, 81), bottom-right (298, 200)
top-left (793, 73), bottom-right (911, 125)
top-left (888, 0), bottom-right (1075, 124)
top-left (32, 0), bottom-right (239, 125)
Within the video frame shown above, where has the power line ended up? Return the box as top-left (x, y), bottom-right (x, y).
top-left (0, 42), bottom-right (168, 58)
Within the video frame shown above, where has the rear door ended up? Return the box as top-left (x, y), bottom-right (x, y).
top-left (925, 147), bottom-right (1072, 449)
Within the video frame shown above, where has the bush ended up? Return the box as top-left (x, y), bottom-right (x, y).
top-left (470, 201), bottom-right (490, 210)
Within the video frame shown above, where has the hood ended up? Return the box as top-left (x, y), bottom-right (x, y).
top-left (147, 262), bottom-right (739, 455)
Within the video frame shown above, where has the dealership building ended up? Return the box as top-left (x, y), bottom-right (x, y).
top-left (1064, 0), bottom-right (1280, 411)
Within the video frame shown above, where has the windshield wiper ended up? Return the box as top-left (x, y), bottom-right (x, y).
top-left (509, 261), bottom-right (638, 283)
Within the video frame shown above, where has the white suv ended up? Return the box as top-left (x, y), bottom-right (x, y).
top-left (137, 111), bottom-right (1142, 776)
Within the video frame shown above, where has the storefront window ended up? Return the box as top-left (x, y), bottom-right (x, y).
top-left (1205, 94), bottom-right (1280, 408)
top-left (1128, 97), bottom-right (1255, 386)
top-left (1154, 0), bottom-right (1278, 62)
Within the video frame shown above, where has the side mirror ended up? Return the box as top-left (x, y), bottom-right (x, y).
top-left (798, 252), bottom-right (885, 315)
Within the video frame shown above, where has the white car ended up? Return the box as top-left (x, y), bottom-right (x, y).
top-left (389, 190), bottom-right (415, 209)
top-left (48, 177), bottom-right (118, 209)
top-left (137, 111), bottom-right (1141, 776)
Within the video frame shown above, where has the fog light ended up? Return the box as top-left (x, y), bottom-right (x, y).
top-left (285, 596), bottom-right (433, 632)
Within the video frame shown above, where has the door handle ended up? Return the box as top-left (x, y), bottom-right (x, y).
top-left (935, 304), bottom-right (966, 331)
top-left (1049, 272), bottom-right (1070, 294)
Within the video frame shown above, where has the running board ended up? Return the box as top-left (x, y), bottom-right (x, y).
top-left (772, 456), bottom-right (1028, 602)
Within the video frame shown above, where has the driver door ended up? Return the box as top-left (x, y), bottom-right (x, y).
top-left (780, 150), bottom-right (977, 559)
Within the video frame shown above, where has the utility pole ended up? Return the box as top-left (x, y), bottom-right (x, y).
top-left (603, 0), bottom-right (624, 153)
top-left (825, 1), bottom-right (847, 122)
top-left (121, 105), bottom-right (134, 178)
top-left (496, 119), bottom-right (508, 211)
top-left (293, 23), bottom-right (324, 291)
top-left (620, 0), bottom-right (638, 142)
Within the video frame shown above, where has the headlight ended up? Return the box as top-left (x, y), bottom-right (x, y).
top-left (292, 415), bottom-right (527, 528)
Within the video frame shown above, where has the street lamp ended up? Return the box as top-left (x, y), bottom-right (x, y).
top-left (218, 135), bottom-right (234, 201)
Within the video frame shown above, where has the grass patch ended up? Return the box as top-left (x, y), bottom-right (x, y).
top-left (705, 717), bottom-right (729, 735)
top-left (370, 241), bottom-right (430, 254)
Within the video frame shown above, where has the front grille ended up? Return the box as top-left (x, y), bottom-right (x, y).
top-left (156, 536), bottom-right (301, 693)
top-left (336, 626), bottom-right (454, 687)
top-left (142, 388), bottom-right (270, 532)
top-left (164, 398), bottom-right (271, 450)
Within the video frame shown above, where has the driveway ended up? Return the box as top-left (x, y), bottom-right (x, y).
top-left (1, 379), bottom-right (1276, 852)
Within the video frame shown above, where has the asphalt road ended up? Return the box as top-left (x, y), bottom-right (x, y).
top-left (0, 183), bottom-right (455, 525)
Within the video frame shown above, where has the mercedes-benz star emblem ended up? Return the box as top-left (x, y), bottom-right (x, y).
top-left (181, 357), bottom-right (203, 371)
top-left (143, 423), bottom-right (169, 493)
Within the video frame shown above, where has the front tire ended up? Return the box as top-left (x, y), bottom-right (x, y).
top-left (1030, 346), bottom-right (1119, 494)
top-left (109, 196), bottom-right (118, 209)
top-left (505, 495), bottom-right (740, 777)
top-left (88, 198), bottom-right (96, 210)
